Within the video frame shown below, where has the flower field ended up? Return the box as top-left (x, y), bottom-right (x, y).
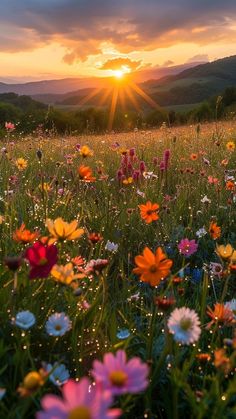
top-left (0, 121), bottom-right (236, 418)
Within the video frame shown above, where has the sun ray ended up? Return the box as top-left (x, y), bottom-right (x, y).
top-left (108, 85), bottom-right (119, 131)
top-left (128, 80), bottom-right (160, 110)
top-left (124, 85), bottom-right (141, 113)
top-left (78, 87), bottom-right (103, 106)
top-left (98, 86), bottom-right (113, 107)
top-left (118, 86), bottom-right (126, 113)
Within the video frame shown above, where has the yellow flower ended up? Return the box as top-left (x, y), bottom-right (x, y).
top-left (51, 263), bottom-right (84, 284)
top-left (16, 158), bottom-right (27, 170)
top-left (46, 217), bottom-right (84, 242)
top-left (79, 145), bottom-right (93, 158)
top-left (39, 182), bottom-right (51, 192)
top-left (123, 177), bottom-right (133, 185)
top-left (226, 141), bottom-right (235, 151)
top-left (216, 244), bottom-right (234, 260)
top-left (230, 250), bottom-right (236, 263)
top-left (17, 370), bottom-right (46, 397)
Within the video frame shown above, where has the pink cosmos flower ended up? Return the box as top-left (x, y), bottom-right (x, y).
top-left (37, 378), bottom-right (121, 419)
top-left (178, 238), bottom-right (198, 258)
top-left (5, 122), bottom-right (15, 131)
top-left (91, 350), bottom-right (149, 396)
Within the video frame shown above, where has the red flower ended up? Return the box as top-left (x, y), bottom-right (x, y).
top-left (25, 242), bottom-right (58, 279)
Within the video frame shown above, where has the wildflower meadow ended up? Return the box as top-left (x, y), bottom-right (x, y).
top-left (0, 120), bottom-right (236, 418)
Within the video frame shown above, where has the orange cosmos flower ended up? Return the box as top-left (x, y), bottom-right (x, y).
top-left (190, 153), bottom-right (198, 161)
top-left (209, 221), bottom-right (221, 240)
top-left (88, 232), bottom-right (103, 244)
top-left (78, 165), bottom-right (96, 182)
top-left (226, 141), bottom-right (235, 151)
top-left (206, 303), bottom-right (234, 329)
top-left (133, 247), bottom-right (173, 286)
top-left (46, 218), bottom-right (84, 243)
top-left (214, 349), bottom-right (231, 374)
top-left (13, 223), bottom-right (39, 244)
top-left (79, 145), bottom-right (93, 157)
top-left (139, 201), bottom-right (160, 224)
top-left (216, 244), bottom-right (234, 260)
top-left (226, 180), bottom-right (235, 191)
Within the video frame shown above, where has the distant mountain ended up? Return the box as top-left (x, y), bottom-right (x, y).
top-left (0, 61), bottom-right (206, 99)
top-left (1, 55), bottom-right (236, 109)
top-left (50, 55), bottom-right (236, 109)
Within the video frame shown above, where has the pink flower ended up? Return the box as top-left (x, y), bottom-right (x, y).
top-left (91, 350), bottom-right (149, 396)
top-left (5, 122), bottom-right (15, 131)
top-left (178, 238), bottom-right (198, 258)
top-left (37, 378), bottom-right (121, 419)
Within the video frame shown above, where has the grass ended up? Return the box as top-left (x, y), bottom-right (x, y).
top-left (0, 120), bottom-right (236, 418)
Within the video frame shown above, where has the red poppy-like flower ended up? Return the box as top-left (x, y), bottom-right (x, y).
top-left (25, 242), bottom-right (58, 279)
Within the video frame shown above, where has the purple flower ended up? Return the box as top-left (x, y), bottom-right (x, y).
top-left (178, 238), bottom-right (198, 257)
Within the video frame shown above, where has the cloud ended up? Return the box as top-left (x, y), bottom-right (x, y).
top-left (100, 57), bottom-right (142, 71)
top-left (0, 0), bottom-right (236, 62)
top-left (163, 60), bottom-right (174, 67)
top-left (187, 54), bottom-right (209, 63)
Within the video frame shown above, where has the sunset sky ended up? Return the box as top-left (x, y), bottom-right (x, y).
top-left (1, 0), bottom-right (236, 82)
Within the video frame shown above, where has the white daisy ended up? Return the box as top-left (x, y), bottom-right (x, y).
top-left (46, 363), bottom-right (70, 386)
top-left (225, 299), bottom-right (236, 319)
top-left (168, 307), bottom-right (201, 345)
top-left (13, 310), bottom-right (36, 330)
top-left (45, 312), bottom-right (72, 337)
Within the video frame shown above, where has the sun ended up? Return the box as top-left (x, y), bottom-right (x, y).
top-left (113, 69), bottom-right (124, 79)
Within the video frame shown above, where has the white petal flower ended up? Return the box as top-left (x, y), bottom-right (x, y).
top-left (201, 195), bottom-right (211, 204)
top-left (105, 240), bottom-right (118, 252)
top-left (225, 299), bottom-right (236, 319)
top-left (196, 227), bottom-right (207, 238)
top-left (13, 311), bottom-right (36, 330)
top-left (168, 307), bottom-right (201, 345)
top-left (45, 312), bottom-right (72, 337)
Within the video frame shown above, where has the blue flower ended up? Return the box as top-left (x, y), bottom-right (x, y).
top-left (117, 329), bottom-right (130, 339)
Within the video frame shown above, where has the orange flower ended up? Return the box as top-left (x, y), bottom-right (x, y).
top-left (139, 201), bottom-right (160, 224)
top-left (226, 180), bottom-right (235, 191)
top-left (196, 353), bottom-right (211, 363)
top-left (78, 165), bottom-right (96, 182)
top-left (206, 303), bottom-right (234, 329)
top-left (209, 221), bottom-right (221, 240)
top-left (214, 348), bottom-right (231, 374)
top-left (88, 232), bottom-right (103, 244)
top-left (13, 224), bottom-right (39, 244)
top-left (133, 247), bottom-right (173, 286)
top-left (190, 153), bottom-right (198, 161)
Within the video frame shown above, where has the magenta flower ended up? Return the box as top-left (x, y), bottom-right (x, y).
top-left (178, 238), bottom-right (198, 257)
top-left (91, 350), bottom-right (149, 396)
top-left (36, 378), bottom-right (121, 419)
top-left (25, 242), bottom-right (58, 279)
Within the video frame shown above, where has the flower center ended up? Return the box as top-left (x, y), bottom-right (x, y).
top-left (109, 370), bottom-right (128, 387)
top-left (68, 406), bottom-right (91, 419)
top-left (179, 318), bottom-right (192, 331)
top-left (149, 264), bottom-right (157, 273)
top-left (146, 209), bottom-right (154, 215)
top-left (39, 257), bottom-right (48, 266)
top-left (55, 324), bottom-right (62, 331)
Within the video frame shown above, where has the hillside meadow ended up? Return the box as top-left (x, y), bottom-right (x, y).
top-left (0, 120), bottom-right (236, 418)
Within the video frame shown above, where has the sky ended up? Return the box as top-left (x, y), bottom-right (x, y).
top-left (0, 0), bottom-right (236, 82)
